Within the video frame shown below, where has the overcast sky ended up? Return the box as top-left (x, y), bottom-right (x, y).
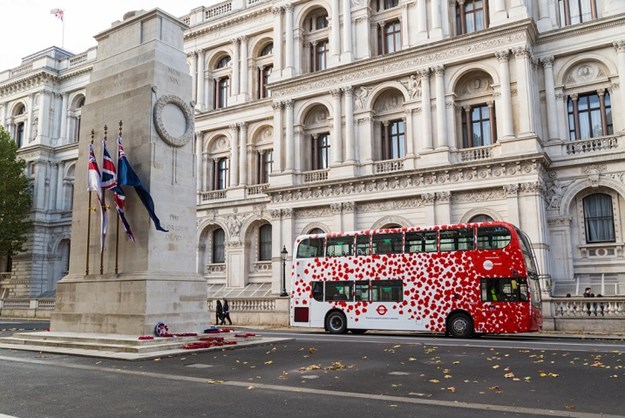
top-left (1, 1), bottom-right (214, 71)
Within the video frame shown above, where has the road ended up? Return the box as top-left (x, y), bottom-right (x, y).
top-left (0, 321), bottom-right (624, 417)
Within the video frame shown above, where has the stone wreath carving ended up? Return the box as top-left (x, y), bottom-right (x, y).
top-left (153, 94), bottom-right (194, 147)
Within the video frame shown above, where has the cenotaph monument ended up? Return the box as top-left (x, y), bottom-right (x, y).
top-left (51, 9), bottom-right (209, 335)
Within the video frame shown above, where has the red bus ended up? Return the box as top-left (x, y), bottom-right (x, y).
top-left (290, 221), bottom-right (542, 337)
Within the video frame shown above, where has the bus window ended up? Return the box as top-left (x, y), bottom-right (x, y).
top-left (481, 278), bottom-right (528, 302)
top-left (326, 281), bottom-right (353, 301)
top-left (405, 231), bottom-right (437, 253)
top-left (440, 228), bottom-right (474, 251)
top-left (326, 236), bottom-right (354, 257)
top-left (297, 238), bottom-right (325, 258)
top-left (312, 281), bottom-right (323, 301)
top-left (477, 226), bottom-right (511, 250)
top-left (372, 233), bottom-right (403, 255)
top-left (371, 280), bottom-right (403, 302)
top-left (355, 281), bottom-right (369, 301)
top-left (355, 235), bottom-right (371, 256)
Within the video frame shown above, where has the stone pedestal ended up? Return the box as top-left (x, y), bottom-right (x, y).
top-left (51, 9), bottom-right (209, 335)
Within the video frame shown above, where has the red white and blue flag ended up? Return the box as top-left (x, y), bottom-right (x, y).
top-left (102, 139), bottom-right (135, 242)
top-left (117, 136), bottom-right (168, 232)
top-left (50, 8), bottom-right (64, 21)
top-left (87, 143), bottom-right (102, 199)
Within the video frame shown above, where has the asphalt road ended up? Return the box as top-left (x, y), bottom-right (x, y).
top-left (0, 322), bottom-right (624, 418)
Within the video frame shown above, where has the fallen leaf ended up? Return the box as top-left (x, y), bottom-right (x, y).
top-left (447, 387), bottom-right (456, 393)
top-left (264, 360), bottom-right (273, 365)
top-left (429, 379), bottom-right (440, 383)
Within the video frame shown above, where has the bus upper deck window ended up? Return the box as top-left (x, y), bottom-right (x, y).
top-left (297, 238), bottom-right (325, 258)
top-left (356, 235), bottom-right (371, 256)
top-left (326, 236), bottom-right (354, 257)
top-left (440, 229), bottom-right (474, 251)
top-left (405, 231), bottom-right (437, 253)
top-left (477, 226), bottom-right (511, 250)
top-left (372, 233), bottom-right (403, 255)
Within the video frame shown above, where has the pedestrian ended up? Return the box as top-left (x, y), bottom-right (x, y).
top-left (222, 299), bottom-right (233, 325)
top-left (583, 287), bottom-right (595, 316)
top-left (215, 299), bottom-right (224, 325)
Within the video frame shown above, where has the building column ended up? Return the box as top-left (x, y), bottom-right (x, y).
top-left (405, 109), bottom-right (415, 157)
top-left (48, 162), bottom-right (58, 211)
top-left (285, 100), bottom-right (294, 171)
top-left (419, 68), bottom-right (433, 150)
top-left (513, 46), bottom-right (535, 135)
top-left (445, 98), bottom-right (456, 149)
top-left (495, 50), bottom-right (514, 138)
top-left (492, 0), bottom-right (508, 23)
top-left (272, 7), bottom-right (284, 78)
top-left (196, 50), bottom-right (205, 110)
top-left (203, 153), bottom-right (210, 191)
top-left (537, 0), bottom-right (554, 30)
top-left (541, 56), bottom-right (559, 141)
top-left (341, 0), bottom-right (353, 62)
top-left (238, 122), bottom-right (248, 186)
top-left (401, 3), bottom-right (410, 48)
top-left (55, 162), bottom-right (64, 210)
top-left (231, 39), bottom-right (240, 96)
top-left (614, 41), bottom-right (625, 123)
top-left (230, 124), bottom-right (239, 186)
top-left (189, 52), bottom-right (198, 104)
top-left (434, 66), bottom-right (447, 149)
top-left (504, 184), bottom-right (520, 227)
top-left (430, 0), bottom-right (443, 37)
top-left (240, 36), bottom-right (249, 100)
top-left (344, 87), bottom-right (355, 162)
top-left (331, 89), bottom-right (343, 165)
top-left (416, 0), bottom-right (427, 36)
top-left (284, 4), bottom-right (294, 76)
top-left (331, 0), bottom-right (341, 60)
top-left (555, 89), bottom-right (568, 140)
top-left (272, 101), bottom-right (283, 172)
top-left (195, 133), bottom-right (203, 192)
top-left (59, 93), bottom-right (68, 144)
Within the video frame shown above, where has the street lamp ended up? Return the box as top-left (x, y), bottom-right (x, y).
top-left (280, 245), bottom-right (288, 297)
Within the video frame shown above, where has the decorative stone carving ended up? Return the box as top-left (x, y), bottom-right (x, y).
top-left (354, 86), bottom-right (371, 109)
top-left (153, 95), bottom-right (194, 147)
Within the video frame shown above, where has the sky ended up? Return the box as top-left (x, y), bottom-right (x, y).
top-left (0, 1), bottom-right (216, 71)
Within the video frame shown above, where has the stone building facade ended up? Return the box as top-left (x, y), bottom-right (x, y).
top-left (2, 0), bottom-right (625, 325)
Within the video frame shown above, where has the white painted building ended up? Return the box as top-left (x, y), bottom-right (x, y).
top-left (1, 0), bottom-right (625, 326)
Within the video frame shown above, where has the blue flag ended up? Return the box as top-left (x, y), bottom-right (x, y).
top-left (117, 136), bottom-right (168, 233)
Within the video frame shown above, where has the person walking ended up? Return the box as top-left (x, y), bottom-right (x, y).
top-left (222, 299), bottom-right (233, 325)
top-left (215, 300), bottom-right (224, 325)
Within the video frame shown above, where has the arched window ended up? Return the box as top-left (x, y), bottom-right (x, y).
top-left (311, 133), bottom-right (330, 170)
top-left (469, 214), bottom-right (494, 223)
top-left (456, 0), bottom-right (488, 35)
top-left (212, 228), bottom-right (226, 263)
top-left (455, 72), bottom-right (497, 148)
top-left (303, 8), bottom-right (330, 73)
top-left (213, 55), bottom-right (232, 109)
top-left (13, 104), bottom-right (26, 148)
top-left (381, 119), bottom-right (405, 160)
top-left (215, 157), bottom-right (229, 190)
top-left (376, 0), bottom-right (399, 11)
top-left (583, 194), bottom-right (615, 243)
top-left (308, 228), bottom-right (325, 235)
top-left (567, 91), bottom-right (613, 140)
top-left (257, 149), bottom-right (273, 184)
top-left (258, 224), bottom-right (272, 261)
top-left (257, 42), bottom-right (274, 99)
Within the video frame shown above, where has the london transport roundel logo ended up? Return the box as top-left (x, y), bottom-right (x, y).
top-left (376, 305), bottom-right (388, 315)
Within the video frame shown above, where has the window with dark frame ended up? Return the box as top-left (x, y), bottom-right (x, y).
top-left (462, 103), bottom-right (496, 147)
top-left (381, 119), bottom-right (405, 160)
top-left (212, 228), bottom-right (225, 263)
top-left (456, 0), bottom-right (488, 35)
top-left (567, 91), bottom-right (613, 140)
top-left (583, 193), bottom-right (615, 243)
top-left (258, 224), bottom-right (272, 261)
top-left (311, 133), bottom-right (330, 170)
top-left (559, 0), bottom-right (597, 26)
top-left (378, 20), bottom-right (401, 55)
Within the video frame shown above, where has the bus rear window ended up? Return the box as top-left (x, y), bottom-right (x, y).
top-left (477, 226), bottom-right (511, 250)
top-left (297, 238), bottom-right (324, 258)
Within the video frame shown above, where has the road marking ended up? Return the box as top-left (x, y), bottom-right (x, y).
top-left (0, 355), bottom-right (621, 418)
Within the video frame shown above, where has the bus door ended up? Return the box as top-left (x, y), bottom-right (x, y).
top-left (480, 278), bottom-right (529, 329)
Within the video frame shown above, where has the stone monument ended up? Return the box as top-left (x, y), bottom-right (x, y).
top-left (51, 9), bottom-right (209, 335)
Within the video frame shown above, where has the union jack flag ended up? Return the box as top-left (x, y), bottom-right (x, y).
top-left (101, 139), bottom-right (117, 191)
top-left (50, 8), bottom-right (64, 21)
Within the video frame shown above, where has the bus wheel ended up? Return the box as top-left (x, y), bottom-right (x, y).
top-left (326, 311), bottom-right (347, 334)
top-left (447, 313), bottom-right (474, 338)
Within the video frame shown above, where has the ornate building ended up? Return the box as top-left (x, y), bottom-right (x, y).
top-left (2, 0), bottom-right (625, 325)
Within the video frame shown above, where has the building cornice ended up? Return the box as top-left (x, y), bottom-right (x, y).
top-left (0, 70), bottom-right (58, 98)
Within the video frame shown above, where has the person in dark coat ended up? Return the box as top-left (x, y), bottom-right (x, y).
top-left (215, 300), bottom-right (224, 325)
top-left (222, 299), bottom-right (232, 325)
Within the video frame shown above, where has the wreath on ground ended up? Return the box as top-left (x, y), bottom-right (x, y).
top-left (154, 321), bottom-right (169, 337)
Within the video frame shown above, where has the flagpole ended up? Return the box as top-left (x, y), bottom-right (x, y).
top-left (114, 122), bottom-right (123, 275)
top-left (86, 131), bottom-right (95, 275)
top-left (100, 125), bottom-right (108, 275)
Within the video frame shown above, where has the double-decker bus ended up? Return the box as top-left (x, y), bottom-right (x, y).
top-left (290, 221), bottom-right (542, 337)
